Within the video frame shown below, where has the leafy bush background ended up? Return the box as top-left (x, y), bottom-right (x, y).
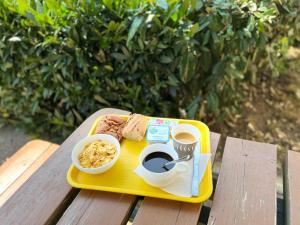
top-left (0, 0), bottom-right (299, 141)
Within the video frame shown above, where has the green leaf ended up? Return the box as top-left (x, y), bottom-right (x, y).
top-left (72, 109), bottom-right (83, 122)
top-left (71, 27), bottom-right (79, 42)
top-left (201, 49), bottom-right (211, 72)
top-left (164, 3), bottom-right (180, 24)
top-left (159, 55), bottom-right (173, 64)
top-left (187, 96), bottom-right (201, 119)
top-left (96, 50), bottom-right (106, 63)
top-left (152, 16), bottom-right (162, 28)
top-left (4, 62), bottom-right (13, 70)
top-left (127, 16), bottom-right (143, 45)
top-left (191, 0), bottom-right (203, 11)
top-left (179, 52), bottom-right (197, 83)
top-left (253, 12), bottom-right (263, 19)
top-left (138, 38), bottom-right (144, 50)
top-left (102, 0), bottom-right (113, 10)
top-left (43, 89), bottom-right (49, 98)
top-left (121, 46), bottom-right (130, 57)
top-left (168, 75), bottom-right (179, 86)
top-left (156, 0), bottom-right (168, 10)
top-left (203, 30), bottom-right (210, 45)
top-left (212, 60), bottom-right (225, 77)
top-left (25, 11), bottom-right (36, 22)
top-left (104, 65), bottom-right (114, 71)
top-left (123, 102), bottom-right (133, 109)
top-left (0, 41), bottom-right (5, 49)
top-left (247, 15), bottom-right (255, 32)
top-left (35, 0), bottom-right (43, 13)
top-left (199, 20), bottom-right (210, 32)
top-left (182, 0), bottom-right (190, 12)
top-left (17, 0), bottom-right (29, 14)
top-left (32, 101), bottom-right (39, 114)
top-left (94, 95), bottom-right (110, 106)
top-left (207, 92), bottom-right (219, 113)
top-left (111, 53), bottom-right (128, 60)
top-left (157, 43), bottom-right (168, 49)
top-left (189, 23), bottom-right (199, 37)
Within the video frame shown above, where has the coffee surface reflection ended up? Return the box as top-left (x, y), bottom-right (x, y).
top-left (142, 152), bottom-right (174, 173)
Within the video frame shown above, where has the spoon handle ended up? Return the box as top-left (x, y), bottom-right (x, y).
top-left (164, 155), bottom-right (190, 166)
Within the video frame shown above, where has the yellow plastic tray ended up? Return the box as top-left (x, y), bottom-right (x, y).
top-left (67, 115), bottom-right (212, 203)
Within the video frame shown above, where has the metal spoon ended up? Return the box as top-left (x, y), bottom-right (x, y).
top-left (163, 155), bottom-right (191, 167)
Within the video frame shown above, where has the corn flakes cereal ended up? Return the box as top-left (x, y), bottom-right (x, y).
top-left (79, 140), bottom-right (117, 168)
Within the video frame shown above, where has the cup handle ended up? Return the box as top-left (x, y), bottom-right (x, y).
top-left (176, 163), bottom-right (189, 174)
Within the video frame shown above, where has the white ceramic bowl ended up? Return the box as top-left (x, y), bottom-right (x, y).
top-left (71, 134), bottom-right (121, 174)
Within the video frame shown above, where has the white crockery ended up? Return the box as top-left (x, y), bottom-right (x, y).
top-left (138, 143), bottom-right (188, 188)
top-left (171, 124), bottom-right (200, 158)
top-left (72, 134), bottom-right (121, 174)
top-left (171, 124), bottom-right (200, 144)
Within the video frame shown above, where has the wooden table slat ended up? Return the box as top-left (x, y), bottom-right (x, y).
top-left (285, 150), bottom-right (300, 225)
top-left (207, 137), bottom-right (277, 225)
top-left (57, 190), bottom-right (136, 225)
top-left (0, 140), bottom-right (52, 195)
top-left (132, 132), bottom-right (221, 225)
top-left (0, 142), bottom-right (59, 207)
top-left (0, 108), bottom-right (130, 225)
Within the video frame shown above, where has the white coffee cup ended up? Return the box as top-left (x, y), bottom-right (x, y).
top-left (138, 143), bottom-right (188, 188)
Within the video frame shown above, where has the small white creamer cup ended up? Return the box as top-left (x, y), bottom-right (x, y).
top-left (138, 143), bottom-right (188, 188)
top-left (171, 124), bottom-right (200, 159)
top-left (72, 134), bottom-right (121, 174)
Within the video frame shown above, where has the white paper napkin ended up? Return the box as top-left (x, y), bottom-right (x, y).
top-left (135, 142), bottom-right (211, 197)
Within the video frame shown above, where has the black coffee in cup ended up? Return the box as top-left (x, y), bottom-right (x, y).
top-left (142, 152), bottom-right (175, 173)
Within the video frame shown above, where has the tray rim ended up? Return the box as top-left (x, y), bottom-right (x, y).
top-left (67, 115), bottom-right (212, 203)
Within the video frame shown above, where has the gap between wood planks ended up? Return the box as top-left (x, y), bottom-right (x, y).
top-left (46, 189), bottom-right (80, 225)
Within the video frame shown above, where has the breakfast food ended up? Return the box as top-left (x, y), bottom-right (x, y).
top-left (79, 140), bottom-right (116, 168)
top-left (122, 114), bottom-right (148, 141)
top-left (95, 115), bottom-right (126, 141)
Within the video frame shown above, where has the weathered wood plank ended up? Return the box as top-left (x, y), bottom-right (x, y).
top-left (207, 137), bottom-right (277, 225)
top-left (0, 108), bottom-right (130, 225)
top-left (285, 150), bottom-right (300, 225)
top-left (132, 132), bottom-right (221, 225)
top-left (0, 142), bottom-right (59, 207)
top-left (0, 140), bottom-right (52, 195)
top-left (58, 190), bottom-right (136, 225)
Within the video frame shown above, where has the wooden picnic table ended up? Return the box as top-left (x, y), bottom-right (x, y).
top-left (0, 108), bottom-right (277, 225)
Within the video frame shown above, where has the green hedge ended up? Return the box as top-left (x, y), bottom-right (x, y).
top-left (0, 0), bottom-right (298, 140)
